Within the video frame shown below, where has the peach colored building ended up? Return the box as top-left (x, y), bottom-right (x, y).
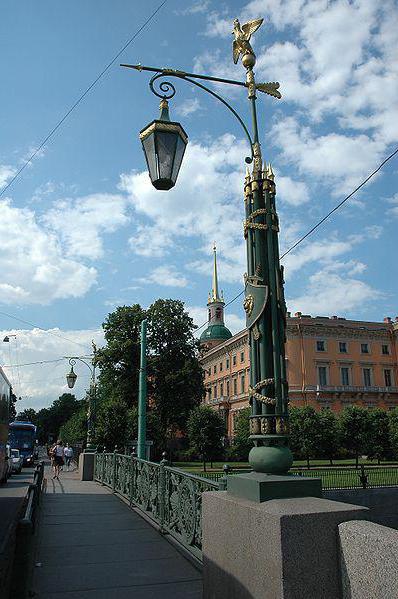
top-left (199, 253), bottom-right (398, 437)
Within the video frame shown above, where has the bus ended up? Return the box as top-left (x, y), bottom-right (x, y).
top-left (0, 366), bottom-right (12, 483)
top-left (9, 421), bottom-right (38, 466)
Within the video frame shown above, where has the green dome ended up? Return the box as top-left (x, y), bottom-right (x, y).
top-left (200, 324), bottom-right (232, 342)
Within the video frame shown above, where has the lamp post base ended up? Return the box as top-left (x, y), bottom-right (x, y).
top-left (79, 452), bottom-right (95, 481)
top-left (227, 471), bottom-right (322, 503)
top-left (249, 442), bottom-right (293, 474)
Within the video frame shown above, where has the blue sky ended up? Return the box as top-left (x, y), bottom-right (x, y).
top-left (0, 0), bottom-right (397, 408)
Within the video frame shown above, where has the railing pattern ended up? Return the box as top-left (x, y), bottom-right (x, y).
top-left (95, 453), bottom-right (218, 560)
top-left (292, 465), bottom-right (398, 490)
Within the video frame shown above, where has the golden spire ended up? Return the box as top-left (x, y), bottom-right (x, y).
top-left (209, 243), bottom-right (223, 303)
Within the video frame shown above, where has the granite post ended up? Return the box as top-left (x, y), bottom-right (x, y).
top-left (79, 452), bottom-right (95, 481)
top-left (202, 492), bottom-right (368, 599)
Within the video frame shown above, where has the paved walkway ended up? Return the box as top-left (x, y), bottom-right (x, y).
top-left (31, 467), bottom-right (202, 598)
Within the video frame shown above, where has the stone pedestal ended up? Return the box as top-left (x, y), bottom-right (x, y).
top-left (202, 491), bottom-right (368, 599)
top-left (79, 452), bottom-right (95, 481)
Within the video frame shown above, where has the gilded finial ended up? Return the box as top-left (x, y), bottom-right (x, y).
top-left (232, 18), bottom-right (263, 68)
top-left (267, 163), bottom-right (275, 181)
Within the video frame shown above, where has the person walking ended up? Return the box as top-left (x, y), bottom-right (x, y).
top-left (52, 440), bottom-right (64, 479)
top-left (64, 444), bottom-right (74, 471)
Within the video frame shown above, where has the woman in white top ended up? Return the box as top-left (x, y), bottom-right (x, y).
top-left (52, 440), bottom-right (64, 479)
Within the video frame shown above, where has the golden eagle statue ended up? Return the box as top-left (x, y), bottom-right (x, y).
top-left (232, 18), bottom-right (263, 65)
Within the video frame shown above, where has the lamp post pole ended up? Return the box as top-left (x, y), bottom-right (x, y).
top-left (137, 319), bottom-right (147, 460)
top-left (123, 17), bottom-right (321, 500)
top-left (65, 341), bottom-right (97, 453)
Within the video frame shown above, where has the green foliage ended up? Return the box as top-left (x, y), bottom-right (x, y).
top-left (289, 406), bottom-right (321, 467)
top-left (146, 299), bottom-right (205, 446)
top-left (16, 408), bottom-right (37, 423)
top-left (389, 408), bottom-right (398, 457)
top-left (59, 404), bottom-right (87, 445)
top-left (96, 305), bottom-right (145, 408)
top-left (339, 406), bottom-right (371, 467)
top-left (366, 409), bottom-right (391, 462)
top-left (187, 405), bottom-right (225, 469)
top-left (317, 410), bottom-right (340, 464)
top-left (35, 393), bottom-right (80, 444)
top-left (228, 407), bottom-right (252, 461)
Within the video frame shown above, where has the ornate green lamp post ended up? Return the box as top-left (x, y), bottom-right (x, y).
top-left (123, 18), bottom-right (320, 500)
top-left (65, 341), bottom-right (98, 453)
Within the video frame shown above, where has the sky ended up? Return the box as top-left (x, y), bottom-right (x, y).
top-left (0, 0), bottom-right (397, 409)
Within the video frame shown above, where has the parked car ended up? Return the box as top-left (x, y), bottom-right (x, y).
top-left (10, 448), bottom-right (23, 474)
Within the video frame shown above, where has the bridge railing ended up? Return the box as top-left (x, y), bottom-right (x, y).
top-left (94, 452), bottom-right (219, 561)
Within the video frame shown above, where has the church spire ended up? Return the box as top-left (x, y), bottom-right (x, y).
top-left (210, 243), bottom-right (223, 303)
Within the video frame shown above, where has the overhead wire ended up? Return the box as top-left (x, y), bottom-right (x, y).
top-left (0, 0), bottom-right (168, 200)
top-left (195, 146), bottom-right (398, 325)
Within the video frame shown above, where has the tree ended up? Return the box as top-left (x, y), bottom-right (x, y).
top-left (289, 406), bottom-right (321, 468)
top-left (16, 408), bottom-right (37, 423)
top-left (187, 405), bottom-right (225, 471)
top-left (59, 403), bottom-right (87, 446)
top-left (229, 407), bottom-right (252, 461)
top-left (389, 408), bottom-right (398, 459)
top-left (96, 305), bottom-right (145, 408)
top-left (317, 409), bottom-right (340, 465)
top-left (339, 406), bottom-right (370, 468)
top-left (365, 408), bottom-right (391, 463)
top-left (35, 393), bottom-right (80, 444)
top-left (146, 299), bottom-right (205, 447)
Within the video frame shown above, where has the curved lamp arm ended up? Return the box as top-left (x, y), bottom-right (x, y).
top-left (68, 357), bottom-right (94, 379)
top-left (149, 72), bottom-right (255, 164)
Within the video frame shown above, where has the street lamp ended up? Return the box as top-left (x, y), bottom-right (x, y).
top-left (122, 18), bottom-right (321, 500)
top-left (66, 362), bottom-right (77, 389)
top-left (64, 342), bottom-right (98, 453)
top-left (140, 97), bottom-right (188, 190)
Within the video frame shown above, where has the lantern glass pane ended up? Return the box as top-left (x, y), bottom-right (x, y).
top-left (172, 134), bottom-right (187, 182)
top-left (156, 131), bottom-right (178, 182)
top-left (142, 133), bottom-right (157, 183)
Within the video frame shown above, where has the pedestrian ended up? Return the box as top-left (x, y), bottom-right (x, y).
top-left (52, 440), bottom-right (64, 479)
top-left (64, 444), bottom-right (74, 471)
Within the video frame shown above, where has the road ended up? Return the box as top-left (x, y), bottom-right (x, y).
top-left (0, 466), bottom-right (35, 540)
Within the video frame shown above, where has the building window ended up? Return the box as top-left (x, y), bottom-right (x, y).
top-left (220, 362), bottom-right (223, 372)
top-left (341, 367), bottom-right (350, 386)
top-left (214, 385), bottom-right (217, 399)
top-left (384, 369), bottom-right (392, 387)
top-left (382, 344), bottom-right (390, 355)
top-left (220, 382), bottom-right (224, 397)
top-left (241, 374), bottom-right (245, 393)
top-left (316, 340), bottom-right (325, 352)
top-left (233, 378), bottom-right (237, 395)
top-left (361, 343), bottom-right (369, 354)
top-left (213, 364), bottom-right (217, 374)
top-left (240, 351), bottom-right (245, 362)
top-left (226, 380), bottom-right (230, 396)
top-left (339, 342), bottom-right (347, 353)
top-left (363, 368), bottom-right (372, 387)
top-left (318, 366), bottom-right (328, 386)
top-left (232, 355), bottom-right (237, 366)
top-left (226, 358), bottom-right (230, 369)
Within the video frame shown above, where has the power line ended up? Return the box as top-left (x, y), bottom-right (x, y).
top-left (0, 0), bottom-right (168, 199)
top-left (198, 146), bottom-right (398, 321)
top-left (2, 358), bottom-right (65, 368)
top-left (0, 310), bottom-right (93, 350)
top-left (280, 146), bottom-right (398, 259)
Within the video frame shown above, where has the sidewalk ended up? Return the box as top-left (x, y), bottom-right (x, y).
top-left (30, 466), bottom-right (202, 598)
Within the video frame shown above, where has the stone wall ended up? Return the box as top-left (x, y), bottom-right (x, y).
top-left (325, 487), bottom-right (398, 529)
top-left (339, 520), bottom-right (398, 599)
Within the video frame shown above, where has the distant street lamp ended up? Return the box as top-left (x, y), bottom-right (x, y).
top-left (122, 18), bottom-right (321, 500)
top-left (65, 342), bottom-right (98, 453)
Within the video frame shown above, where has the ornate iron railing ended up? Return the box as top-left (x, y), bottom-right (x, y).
top-left (94, 452), bottom-right (219, 561)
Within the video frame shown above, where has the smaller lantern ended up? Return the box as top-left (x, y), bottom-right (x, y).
top-left (66, 365), bottom-right (77, 389)
top-left (140, 99), bottom-right (188, 191)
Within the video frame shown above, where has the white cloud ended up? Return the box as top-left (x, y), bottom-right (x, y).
top-left (0, 327), bottom-right (104, 409)
top-left (0, 164), bottom-right (16, 188)
top-left (287, 268), bottom-right (383, 316)
top-left (0, 199), bottom-right (96, 305)
top-left (145, 265), bottom-right (188, 288)
top-left (175, 0), bottom-right (210, 16)
top-left (387, 194), bottom-right (398, 218)
top-left (176, 98), bottom-right (202, 117)
top-left (43, 194), bottom-right (129, 260)
top-left (120, 134), bottom-right (249, 285)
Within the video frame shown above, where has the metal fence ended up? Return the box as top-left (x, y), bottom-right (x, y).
top-left (291, 465), bottom-right (398, 490)
top-left (94, 452), bottom-right (219, 561)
